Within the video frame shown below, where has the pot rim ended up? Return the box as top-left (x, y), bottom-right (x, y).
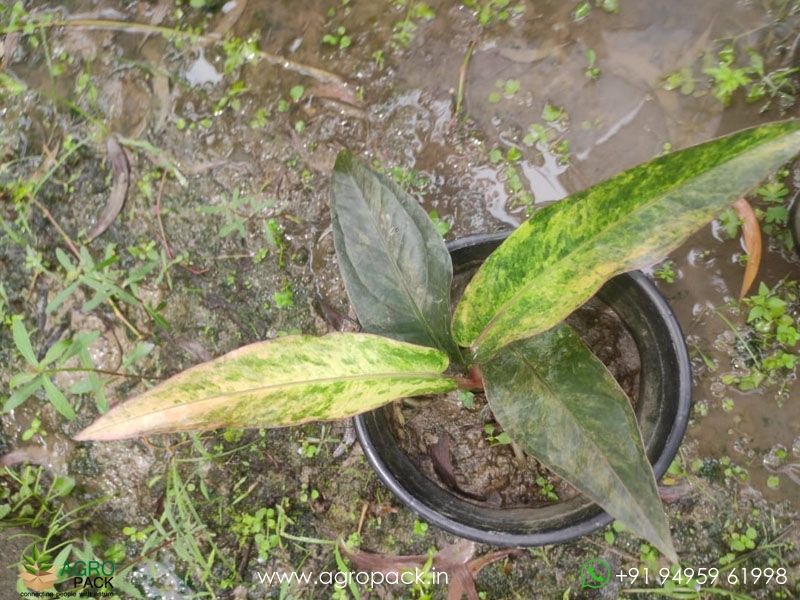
top-left (355, 232), bottom-right (692, 547)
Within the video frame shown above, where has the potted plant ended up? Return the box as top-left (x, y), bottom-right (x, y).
top-left (354, 231), bottom-right (693, 549)
top-left (76, 120), bottom-right (800, 562)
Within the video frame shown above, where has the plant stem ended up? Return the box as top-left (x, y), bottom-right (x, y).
top-left (31, 199), bottom-right (80, 259)
top-left (454, 39), bottom-right (477, 121)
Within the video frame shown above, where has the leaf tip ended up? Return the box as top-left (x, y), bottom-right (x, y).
top-left (333, 149), bottom-right (353, 173)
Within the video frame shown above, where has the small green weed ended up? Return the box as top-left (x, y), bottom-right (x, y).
top-left (754, 177), bottom-right (794, 250)
top-left (572, 1), bottom-right (592, 21)
top-left (413, 519), bottom-right (429, 536)
top-left (21, 414), bottom-right (46, 441)
top-left (665, 43), bottom-right (799, 112)
top-left (428, 210), bottom-right (451, 236)
top-left (488, 78), bottom-right (521, 104)
top-left (488, 146), bottom-right (534, 211)
top-left (719, 280), bottom-right (799, 398)
top-left (483, 423), bottom-right (511, 445)
top-left (198, 189), bottom-right (276, 239)
top-left (535, 476), bottom-right (558, 502)
top-left (221, 33), bottom-right (260, 74)
top-left (7, 317), bottom-right (105, 418)
top-left (323, 26), bottom-right (352, 50)
top-left (461, 0), bottom-right (525, 27)
top-left (0, 464), bottom-right (78, 530)
top-left (653, 260), bottom-right (678, 283)
top-left (265, 218), bottom-right (289, 267)
top-left (584, 48), bottom-right (601, 79)
top-left (272, 282), bottom-right (295, 309)
top-left (391, 0), bottom-right (435, 49)
top-left (456, 389), bottom-right (475, 408)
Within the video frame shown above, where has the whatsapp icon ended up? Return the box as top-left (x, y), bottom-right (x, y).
top-left (580, 558), bottom-right (611, 589)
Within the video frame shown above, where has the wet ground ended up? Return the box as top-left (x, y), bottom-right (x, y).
top-left (2, 0), bottom-right (800, 598)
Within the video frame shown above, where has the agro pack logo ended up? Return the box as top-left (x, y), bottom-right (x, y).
top-left (59, 560), bottom-right (116, 589)
top-left (19, 546), bottom-right (57, 592)
top-left (18, 545), bottom-right (117, 592)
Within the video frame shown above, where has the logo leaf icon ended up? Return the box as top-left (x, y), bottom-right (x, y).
top-left (24, 565), bottom-right (38, 575)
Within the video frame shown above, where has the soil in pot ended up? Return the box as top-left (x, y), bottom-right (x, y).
top-left (387, 269), bottom-right (643, 510)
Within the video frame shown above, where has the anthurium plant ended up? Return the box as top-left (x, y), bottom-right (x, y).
top-left (76, 121), bottom-right (800, 562)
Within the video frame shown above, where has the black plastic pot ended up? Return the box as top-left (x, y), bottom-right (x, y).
top-left (354, 232), bottom-right (692, 547)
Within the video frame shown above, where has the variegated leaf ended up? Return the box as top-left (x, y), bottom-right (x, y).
top-left (75, 333), bottom-right (456, 441)
top-left (453, 121), bottom-right (800, 361)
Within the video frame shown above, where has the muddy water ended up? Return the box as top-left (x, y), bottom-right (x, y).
top-left (3, 0), bottom-right (800, 595)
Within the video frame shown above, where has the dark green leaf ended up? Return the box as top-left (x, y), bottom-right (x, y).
top-left (453, 121), bottom-right (800, 361)
top-left (483, 324), bottom-right (677, 563)
top-left (331, 151), bottom-right (461, 361)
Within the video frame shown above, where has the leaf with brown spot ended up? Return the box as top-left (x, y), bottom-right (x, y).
top-left (733, 196), bottom-right (762, 300)
top-left (88, 136), bottom-right (129, 240)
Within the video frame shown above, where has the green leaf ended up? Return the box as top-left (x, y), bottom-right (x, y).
top-left (74, 333), bottom-right (456, 441)
top-left (453, 121), bottom-right (800, 360)
top-left (483, 324), bottom-right (677, 563)
top-left (41, 339), bottom-right (70, 366)
top-left (12, 316), bottom-right (38, 366)
top-left (331, 151), bottom-right (461, 361)
top-left (9, 371), bottom-right (37, 388)
top-left (4, 376), bottom-right (44, 412)
top-left (41, 375), bottom-right (75, 420)
top-left (51, 477), bottom-right (76, 498)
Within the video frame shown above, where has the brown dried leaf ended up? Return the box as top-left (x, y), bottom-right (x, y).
top-left (212, 0), bottom-right (248, 35)
top-left (0, 446), bottom-right (52, 466)
top-left (88, 136), bottom-right (129, 240)
top-left (310, 82), bottom-right (365, 108)
top-left (733, 197), bottom-right (762, 300)
top-left (430, 435), bottom-right (459, 490)
top-left (429, 435), bottom-right (486, 501)
top-left (340, 539), bottom-right (521, 600)
top-left (149, 66), bottom-right (171, 133)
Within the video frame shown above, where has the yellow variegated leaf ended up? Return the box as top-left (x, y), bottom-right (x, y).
top-left (75, 333), bottom-right (456, 441)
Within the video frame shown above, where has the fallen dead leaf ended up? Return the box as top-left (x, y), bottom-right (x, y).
top-left (341, 539), bottom-right (522, 600)
top-left (88, 136), bottom-right (129, 240)
top-left (733, 196), bottom-right (762, 300)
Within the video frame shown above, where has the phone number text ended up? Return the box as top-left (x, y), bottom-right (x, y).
top-left (616, 567), bottom-right (788, 587)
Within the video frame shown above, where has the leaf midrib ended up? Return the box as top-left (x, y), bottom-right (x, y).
top-left (128, 370), bottom-right (454, 412)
